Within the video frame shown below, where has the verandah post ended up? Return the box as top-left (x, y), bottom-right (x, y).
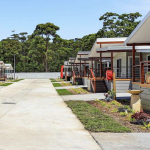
top-left (111, 52), bottom-right (113, 71)
top-left (80, 55), bottom-right (81, 77)
top-left (100, 52), bottom-right (102, 78)
top-left (140, 62), bottom-right (144, 84)
top-left (132, 44), bottom-right (135, 82)
top-left (91, 57), bottom-right (93, 78)
top-left (84, 61), bottom-right (86, 77)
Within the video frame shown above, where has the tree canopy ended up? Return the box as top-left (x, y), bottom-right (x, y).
top-left (97, 12), bottom-right (142, 37)
top-left (0, 12), bottom-right (142, 72)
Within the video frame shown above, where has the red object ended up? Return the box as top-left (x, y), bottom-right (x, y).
top-left (106, 70), bottom-right (113, 80)
top-left (60, 65), bottom-right (64, 78)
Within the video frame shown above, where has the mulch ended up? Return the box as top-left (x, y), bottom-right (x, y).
top-left (87, 101), bottom-right (150, 133)
top-left (67, 88), bottom-right (92, 95)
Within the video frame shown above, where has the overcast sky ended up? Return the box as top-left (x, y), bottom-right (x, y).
top-left (0, 0), bottom-right (149, 40)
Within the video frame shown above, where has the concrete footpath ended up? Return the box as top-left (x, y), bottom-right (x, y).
top-left (0, 79), bottom-right (101, 150)
top-left (55, 85), bottom-right (87, 89)
top-left (61, 93), bottom-right (131, 101)
top-left (92, 133), bottom-right (150, 150)
top-left (61, 93), bottom-right (105, 101)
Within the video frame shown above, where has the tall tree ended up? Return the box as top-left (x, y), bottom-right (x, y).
top-left (0, 12), bottom-right (142, 72)
top-left (98, 12), bottom-right (142, 37)
top-left (31, 23), bottom-right (59, 72)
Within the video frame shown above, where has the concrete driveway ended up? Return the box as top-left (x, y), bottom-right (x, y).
top-left (0, 79), bottom-right (101, 150)
top-left (92, 133), bottom-right (150, 150)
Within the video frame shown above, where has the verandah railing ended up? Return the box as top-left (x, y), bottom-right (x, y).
top-left (86, 67), bottom-right (137, 79)
top-left (90, 69), bottom-right (96, 93)
top-left (140, 61), bottom-right (150, 84)
top-left (72, 66), bottom-right (141, 80)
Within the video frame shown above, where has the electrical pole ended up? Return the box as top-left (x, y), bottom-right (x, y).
top-left (14, 54), bottom-right (15, 80)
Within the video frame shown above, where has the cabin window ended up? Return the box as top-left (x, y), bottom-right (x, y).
top-left (117, 58), bottom-right (121, 77)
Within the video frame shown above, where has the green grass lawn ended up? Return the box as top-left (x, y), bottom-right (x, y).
top-left (50, 78), bottom-right (57, 82)
top-left (52, 83), bottom-right (62, 87)
top-left (65, 101), bottom-right (131, 132)
top-left (0, 83), bottom-right (13, 86)
top-left (56, 89), bottom-right (73, 95)
top-left (12, 79), bottom-right (24, 82)
top-left (51, 80), bottom-right (57, 82)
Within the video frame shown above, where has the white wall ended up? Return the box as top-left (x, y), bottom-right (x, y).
top-left (6, 72), bottom-right (60, 79)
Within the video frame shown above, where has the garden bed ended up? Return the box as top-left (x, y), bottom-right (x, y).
top-left (67, 88), bottom-right (91, 95)
top-left (53, 82), bottom-right (73, 87)
top-left (56, 88), bottom-right (91, 95)
top-left (56, 89), bottom-right (73, 95)
top-left (87, 100), bottom-right (150, 132)
top-left (65, 101), bottom-right (131, 132)
top-left (0, 83), bottom-right (13, 86)
top-left (61, 82), bottom-right (72, 86)
top-left (55, 78), bottom-right (64, 82)
top-left (12, 79), bottom-right (24, 82)
top-left (52, 83), bottom-right (62, 87)
top-left (6, 79), bottom-right (24, 82)
top-left (50, 79), bottom-right (57, 82)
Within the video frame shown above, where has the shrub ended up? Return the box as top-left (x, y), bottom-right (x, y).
top-left (110, 100), bottom-right (117, 105)
top-left (102, 102), bottom-right (106, 106)
top-left (111, 108), bottom-right (118, 113)
top-left (143, 122), bottom-right (150, 129)
top-left (75, 82), bottom-right (78, 85)
top-left (120, 112), bottom-right (127, 116)
top-left (126, 115), bottom-right (136, 122)
top-left (124, 105), bottom-right (130, 110)
top-left (131, 112), bottom-right (150, 123)
top-left (95, 99), bottom-right (101, 102)
top-left (106, 104), bottom-right (111, 108)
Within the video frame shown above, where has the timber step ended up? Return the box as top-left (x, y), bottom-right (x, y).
top-left (66, 76), bottom-right (71, 81)
top-left (92, 79), bottom-right (108, 93)
top-left (74, 77), bottom-right (83, 85)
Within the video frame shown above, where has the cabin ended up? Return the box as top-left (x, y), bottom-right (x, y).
top-left (96, 45), bottom-right (150, 93)
top-left (5, 64), bottom-right (13, 79)
top-left (72, 51), bottom-right (90, 85)
top-left (63, 11), bottom-right (150, 111)
top-left (0, 61), bottom-right (6, 81)
top-left (87, 38), bottom-right (127, 93)
top-left (124, 11), bottom-right (150, 111)
top-left (64, 57), bottom-right (75, 81)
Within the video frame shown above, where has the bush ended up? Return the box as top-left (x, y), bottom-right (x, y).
top-left (120, 112), bottom-right (127, 116)
top-left (131, 112), bottom-right (150, 123)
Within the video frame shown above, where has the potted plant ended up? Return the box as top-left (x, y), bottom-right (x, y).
top-left (104, 93), bottom-right (109, 101)
top-left (145, 72), bottom-right (150, 84)
top-left (104, 89), bottom-right (116, 102)
top-left (108, 88), bottom-right (116, 100)
top-left (75, 82), bottom-right (78, 86)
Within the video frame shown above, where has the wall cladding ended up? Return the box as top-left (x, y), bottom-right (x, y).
top-left (82, 78), bottom-right (88, 86)
top-left (87, 79), bottom-right (93, 92)
top-left (105, 80), bottom-right (112, 91)
top-left (6, 72), bottom-right (60, 79)
top-left (116, 81), bottom-right (132, 93)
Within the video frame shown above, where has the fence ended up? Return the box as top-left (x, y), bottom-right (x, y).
top-left (5, 72), bottom-right (60, 79)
